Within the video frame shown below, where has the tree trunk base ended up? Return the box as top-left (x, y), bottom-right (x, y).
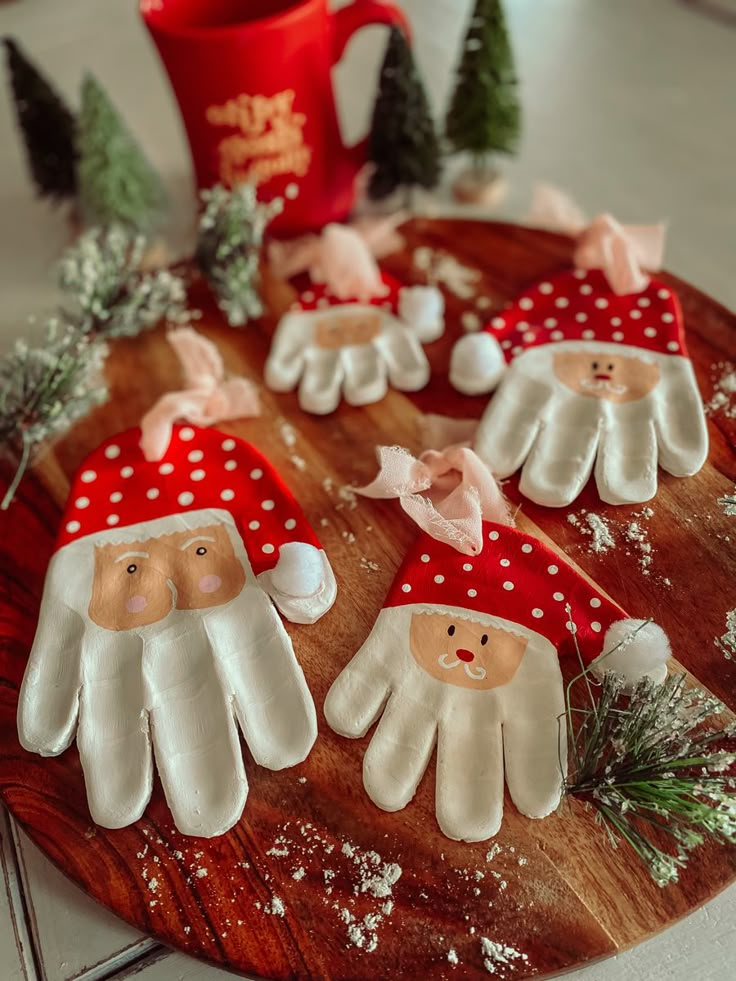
top-left (452, 169), bottom-right (508, 207)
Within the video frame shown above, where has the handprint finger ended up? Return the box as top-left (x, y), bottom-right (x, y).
top-left (654, 358), bottom-right (709, 476)
top-left (206, 588), bottom-right (317, 770)
top-left (146, 620), bottom-right (247, 838)
top-left (436, 710), bottom-right (504, 841)
top-left (595, 416), bottom-right (657, 504)
top-left (474, 372), bottom-right (552, 477)
top-left (324, 619), bottom-right (398, 738)
top-left (519, 396), bottom-right (600, 506)
top-left (342, 343), bottom-right (388, 407)
top-left (77, 631), bottom-right (152, 828)
top-left (264, 313), bottom-right (311, 392)
top-left (377, 322), bottom-right (431, 391)
top-left (362, 692), bottom-right (437, 812)
top-left (298, 347), bottom-right (344, 415)
top-left (503, 716), bottom-right (565, 819)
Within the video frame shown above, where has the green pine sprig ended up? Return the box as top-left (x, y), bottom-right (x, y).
top-left (58, 224), bottom-right (188, 338)
top-left (561, 617), bottom-right (736, 887)
top-left (0, 321), bottom-right (108, 509)
top-left (195, 183), bottom-right (282, 327)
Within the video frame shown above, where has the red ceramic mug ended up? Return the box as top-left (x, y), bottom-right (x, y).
top-left (141, 0), bottom-right (409, 234)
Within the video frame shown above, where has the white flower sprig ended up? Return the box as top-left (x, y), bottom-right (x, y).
top-left (0, 321), bottom-right (108, 509)
top-left (1, 225), bottom-right (189, 508)
top-left (58, 224), bottom-right (188, 337)
top-left (195, 183), bottom-right (283, 327)
top-left (561, 615), bottom-right (736, 887)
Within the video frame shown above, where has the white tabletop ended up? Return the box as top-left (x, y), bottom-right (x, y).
top-left (0, 1), bottom-right (734, 979)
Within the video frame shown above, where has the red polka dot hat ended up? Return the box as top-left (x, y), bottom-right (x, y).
top-left (290, 272), bottom-right (402, 315)
top-left (385, 520), bottom-right (627, 662)
top-left (55, 426), bottom-right (320, 577)
top-left (484, 268), bottom-right (688, 364)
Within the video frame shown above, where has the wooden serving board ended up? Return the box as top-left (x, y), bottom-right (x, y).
top-left (1, 219), bottom-right (735, 980)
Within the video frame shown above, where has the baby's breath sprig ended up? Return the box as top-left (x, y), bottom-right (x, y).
top-left (58, 224), bottom-right (188, 338)
top-left (561, 617), bottom-right (736, 887)
top-left (0, 320), bottom-right (108, 509)
top-left (195, 183), bottom-right (283, 327)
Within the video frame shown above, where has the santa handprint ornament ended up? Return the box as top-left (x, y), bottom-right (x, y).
top-left (265, 273), bottom-right (444, 414)
top-left (18, 426), bottom-right (336, 837)
top-left (450, 269), bottom-right (708, 506)
top-left (325, 446), bottom-right (672, 842)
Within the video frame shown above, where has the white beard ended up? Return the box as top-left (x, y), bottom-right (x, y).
top-left (437, 652), bottom-right (488, 680)
top-left (579, 377), bottom-right (628, 397)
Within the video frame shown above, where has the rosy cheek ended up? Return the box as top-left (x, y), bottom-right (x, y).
top-left (126, 595), bottom-right (148, 613)
top-left (198, 574), bottom-right (222, 594)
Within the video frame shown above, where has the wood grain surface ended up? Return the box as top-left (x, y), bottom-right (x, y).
top-left (0, 219), bottom-right (734, 981)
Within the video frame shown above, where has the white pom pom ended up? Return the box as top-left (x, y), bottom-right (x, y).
top-left (271, 542), bottom-right (324, 598)
top-left (398, 285), bottom-right (445, 343)
top-left (592, 619), bottom-right (671, 685)
top-left (449, 333), bottom-right (506, 395)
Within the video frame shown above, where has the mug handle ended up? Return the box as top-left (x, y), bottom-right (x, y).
top-left (331, 1), bottom-right (411, 157)
top-left (332, 1), bottom-right (410, 63)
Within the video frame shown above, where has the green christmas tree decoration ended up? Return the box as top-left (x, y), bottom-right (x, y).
top-left (367, 26), bottom-right (441, 203)
top-left (76, 73), bottom-right (166, 231)
top-left (3, 37), bottom-right (78, 201)
top-left (445, 0), bottom-right (521, 168)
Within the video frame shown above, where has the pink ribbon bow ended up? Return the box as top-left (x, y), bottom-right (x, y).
top-left (356, 445), bottom-right (514, 556)
top-left (527, 184), bottom-right (665, 296)
top-left (574, 213), bottom-right (665, 296)
top-left (140, 327), bottom-right (260, 462)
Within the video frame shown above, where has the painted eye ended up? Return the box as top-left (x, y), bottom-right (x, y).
top-left (480, 634), bottom-right (489, 646)
top-left (607, 363), bottom-right (614, 371)
top-left (126, 564), bottom-right (137, 574)
top-left (592, 361), bottom-right (599, 370)
top-left (196, 546), bottom-right (207, 555)
top-left (447, 625), bottom-right (455, 637)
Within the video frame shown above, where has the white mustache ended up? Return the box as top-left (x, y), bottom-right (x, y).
top-left (580, 378), bottom-right (628, 396)
top-left (437, 652), bottom-right (487, 681)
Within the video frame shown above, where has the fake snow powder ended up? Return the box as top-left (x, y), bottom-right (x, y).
top-left (567, 511), bottom-right (615, 554)
top-left (705, 362), bottom-right (736, 418)
top-left (448, 948), bottom-right (459, 965)
top-left (264, 896), bottom-right (285, 917)
top-left (480, 937), bottom-right (529, 975)
top-left (413, 247), bottom-right (481, 299)
top-left (718, 491), bottom-right (736, 516)
top-left (569, 507), bottom-right (664, 580)
top-left (261, 824), bottom-right (402, 953)
top-left (278, 419), bottom-right (297, 448)
top-left (716, 609), bottom-right (736, 660)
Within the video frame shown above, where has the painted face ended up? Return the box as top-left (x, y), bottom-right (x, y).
top-left (88, 523), bottom-right (246, 631)
top-left (314, 310), bottom-right (382, 349)
top-left (409, 612), bottom-right (528, 691)
top-left (553, 350), bottom-right (660, 403)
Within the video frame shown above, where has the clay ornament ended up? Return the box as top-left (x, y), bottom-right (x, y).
top-left (450, 269), bottom-right (708, 506)
top-left (265, 273), bottom-right (444, 415)
top-left (17, 426), bottom-right (336, 837)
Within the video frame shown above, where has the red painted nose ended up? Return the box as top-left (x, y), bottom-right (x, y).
top-left (456, 649), bottom-right (474, 662)
top-left (594, 373), bottom-right (612, 380)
